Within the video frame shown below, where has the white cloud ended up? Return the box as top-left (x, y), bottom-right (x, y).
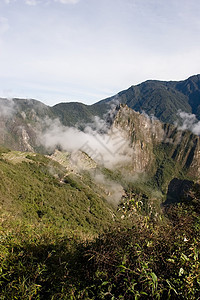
top-left (54, 0), bottom-right (80, 4)
top-left (25, 0), bottom-right (38, 5)
top-left (0, 98), bottom-right (15, 118)
top-left (41, 122), bottom-right (132, 168)
top-left (40, 104), bottom-right (133, 169)
top-left (5, 0), bottom-right (79, 4)
top-left (176, 110), bottom-right (200, 135)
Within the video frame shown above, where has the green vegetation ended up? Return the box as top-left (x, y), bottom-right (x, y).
top-left (0, 149), bottom-right (199, 299)
top-left (52, 102), bottom-right (108, 128)
top-left (94, 74), bottom-right (200, 124)
top-left (1, 75), bottom-right (200, 298)
top-left (149, 144), bottom-right (183, 192)
top-left (10, 75), bottom-right (200, 129)
top-left (0, 185), bottom-right (199, 299)
top-left (0, 150), bottom-right (115, 236)
top-left (2, 75), bottom-right (200, 155)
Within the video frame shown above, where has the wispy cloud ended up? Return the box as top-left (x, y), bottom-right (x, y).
top-left (176, 110), bottom-right (200, 135)
top-left (4, 0), bottom-right (80, 5)
top-left (0, 98), bottom-right (15, 118)
top-left (54, 0), bottom-right (80, 4)
top-left (40, 104), bottom-right (133, 169)
top-left (25, 0), bottom-right (38, 5)
top-left (4, 0), bottom-right (17, 4)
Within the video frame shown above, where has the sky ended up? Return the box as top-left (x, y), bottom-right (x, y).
top-left (0, 0), bottom-right (200, 106)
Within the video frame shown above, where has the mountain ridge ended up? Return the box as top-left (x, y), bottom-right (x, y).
top-left (0, 79), bottom-right (200, 298)
top-left (0, 98), bottom-right (199, 185)
top-left (94, 74), bottom-right (200, 123)
top-left (1, 74), bottom-right (200, 128)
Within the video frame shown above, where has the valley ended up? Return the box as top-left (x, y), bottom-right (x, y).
top-left (0, 75), bottom-right (200, 299)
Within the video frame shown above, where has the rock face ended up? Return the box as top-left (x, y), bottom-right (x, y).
top-left (112, 104), bottom-right (200, 180)
top-left (0, 98), bottom-right (52, 152)
top-left (112, 105), bottom-right (163, 172)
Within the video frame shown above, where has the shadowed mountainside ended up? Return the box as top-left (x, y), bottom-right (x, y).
top-left (0, 89), bottom-right (200, 298)
top-left (93, 74), bottom-right (200, 123)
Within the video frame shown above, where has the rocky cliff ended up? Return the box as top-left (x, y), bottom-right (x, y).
top-left (111, 105), bottom-right (200, 186)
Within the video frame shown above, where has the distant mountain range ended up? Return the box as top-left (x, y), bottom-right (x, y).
top-left (0, 99), bottom-right (199, 199)
top-left (0, 74), bottom-right (200, 153)
top-left (96, 74), bottom-right (200, 123)
top-left (53, 73), bottom-right (200, 125)
top-left (1, 74), bottom-right (200, 129)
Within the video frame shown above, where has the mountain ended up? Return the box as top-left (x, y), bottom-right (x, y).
top-left (39, 74), bottom-right (200, 127)
top-left (1, 74), bottom-right (200, 152)
top-left (0, 97), bottom-right (108, 151)
top-left (0, 98), bottom-right (54, 152)
top-left (50, 74), bottom-right (200, 126)
top-left (0, 147), bottom-right (117, 235)
top-left (0, 97), bottom-right (200, 298)
top-left (107, 104), bottom-right (200, 203)
top-left (52, 102), bottom-right (105, 127)
top-left (94, 74), bottom-right (200, 124)
top-left (0, 96), bottom-right (199, 192)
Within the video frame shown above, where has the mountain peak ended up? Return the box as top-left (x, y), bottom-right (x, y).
top-left (94, 74), bottom-right (200, 123)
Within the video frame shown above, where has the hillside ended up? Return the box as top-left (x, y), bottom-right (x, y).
top-left (99, 104), bottom-right (200, 208)
top-left (51, 74), bottom-right (200, 126)
top-left (48, 74), bottom-right (200, 125)
top-left (1, 74), bottom-right (200, 153)
top-left (0, 76), bottom-right (200, 298)
top-left (0, 147), bottom-right (117, 236)
top-left (0, 97), bottom-right (199, 198)
top-left (0, 145), bottom-right (199, 299)
top-left (93, 74), bottom-right (200, 124)
top-left (0, 106), bottom-right (200, 298)
top-left (113, 104), bottom-right (200, 180)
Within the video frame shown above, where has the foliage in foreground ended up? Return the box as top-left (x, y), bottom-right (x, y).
top-left (0, 199), bottom-right (199, 300)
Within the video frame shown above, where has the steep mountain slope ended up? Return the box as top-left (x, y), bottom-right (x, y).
top-left (110, 105), bottom-right (200, 197)
top-left (93, 74), bottom-right (200, 124)
top-left (0, 105), bottom-right (200, 299)
top-left (0, 147), bottom-right (116, 236)
top-left (0, 98), bottom-right (54, 152)
top-left (0, 96), bottom-right (199, 199)
top-left (1, 74), bottom-right (200, 152)
top-left (48, 74), bottom-right (200, 126)
top-left (176, 74), bottom-right (200, 117)
top-left (52, 102), bottom-right (105, 127)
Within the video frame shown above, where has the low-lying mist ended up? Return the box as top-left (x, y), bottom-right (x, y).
top-left (176, 110), bottom-right (200, 135)
top-left (40, 105), bottom-right (133, 169)
top-left (0, 98), bottom-right (16, 118)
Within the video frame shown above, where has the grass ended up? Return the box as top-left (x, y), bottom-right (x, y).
top-left (0, 198), bottom-right (199, 299)
top-left (0, 150), bottom-right (116, 236)
top-left (0, 149), bottom-right (199, 299)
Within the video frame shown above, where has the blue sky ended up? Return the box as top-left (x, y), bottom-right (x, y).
top-left (0, 0), bottom-right (200, 106)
